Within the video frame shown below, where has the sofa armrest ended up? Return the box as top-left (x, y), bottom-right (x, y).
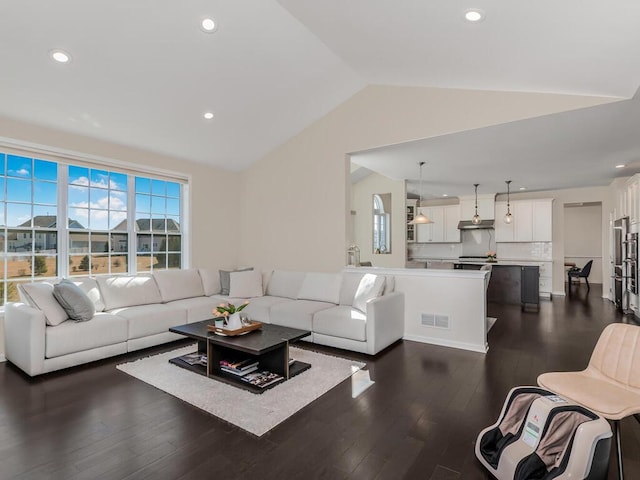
top-left (4, 302), bottom-right (46, 376)
top-left (365, 291), bottom-right (405, 354)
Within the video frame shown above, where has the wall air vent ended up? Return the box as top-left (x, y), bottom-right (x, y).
top-left (421, 313), bottom-right (450, 329)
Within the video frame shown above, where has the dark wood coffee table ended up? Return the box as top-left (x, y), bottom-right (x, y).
top-left (168, 320), bottom-right (311, 393)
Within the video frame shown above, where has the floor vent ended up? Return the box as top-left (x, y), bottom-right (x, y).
top-left (421, 313), bottom-right (450, 329)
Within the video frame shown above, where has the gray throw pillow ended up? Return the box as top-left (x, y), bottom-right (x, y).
top-left (53, 279), bottom-right (96, 322)
top-left (219, 267), bottom-right (253, 296)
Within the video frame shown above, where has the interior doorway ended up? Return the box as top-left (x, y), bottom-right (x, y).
top-left (564, 202), bottom-right (602, 285)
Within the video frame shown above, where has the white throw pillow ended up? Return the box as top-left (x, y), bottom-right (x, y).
top-left (154, 268), bottom-right (205, 302)
top-left (297, 273), bottom-right (342, 304)
top-left (266, 270), bottom-right (307, 299)
top-left (199, 268), bottom-right (222, 296)
top-left (229, 270), bottom-right (263, 298)
top-left (353, 274), bottom-right (386, 313)
top-left (19, 282), bottom-right (69, 326)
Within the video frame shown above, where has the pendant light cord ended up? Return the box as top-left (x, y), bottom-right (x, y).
top-left (418, 161), bottom-right (425, 207)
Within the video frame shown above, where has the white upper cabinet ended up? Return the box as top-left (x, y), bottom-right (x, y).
top-left (459, 194), bottom-right (495, 220)
top-left (416, 205), bottom-right (460, 243)
top-left (495, 199), bottom-right (553, 242)
top-left (627, 176), bottom-right (639, 224)
top-left (443, 205), bottom-right (461, 243)
top-left (532, 200), bottom-right (553, 241)
top-left (495, 202), bottom-right (514, 242)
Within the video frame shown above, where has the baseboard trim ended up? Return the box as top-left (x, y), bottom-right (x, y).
top-left (0, 354), bottom-right (6, 363)
top-left (552, 291), bottom-right (566, 297)
top-left (403, 333), bottom-right (488, 354)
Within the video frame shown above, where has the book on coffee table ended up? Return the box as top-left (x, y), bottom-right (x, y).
top-left (221, 365), bottom-right (259, 377)
top-left (241, 371), bottom-right (284, 388)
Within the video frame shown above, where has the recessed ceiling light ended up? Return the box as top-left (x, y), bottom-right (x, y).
top-left (203, 112), bottom-right (214, 120)
top-left (200, 17), bottom-right (217, 33)
top-left (519, 187), bottom-right (526, 191)
top-left (442, 194), bottom-right (448, 197)
top-left (616, 164), bottom-right (626, 169)
top-left (464, 9), bottom-right (485, 22)
top-left (50, 49), bottom-right (71, 63)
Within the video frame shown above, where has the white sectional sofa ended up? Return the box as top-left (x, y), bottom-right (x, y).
top-left (4, 268), bottom-right (404, 376)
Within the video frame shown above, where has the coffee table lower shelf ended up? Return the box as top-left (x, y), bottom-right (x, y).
top-left (169, 354), bottom-right (311, 394)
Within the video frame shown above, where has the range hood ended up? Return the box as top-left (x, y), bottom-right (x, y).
top-left (458, 219), bottom-right (495, 230)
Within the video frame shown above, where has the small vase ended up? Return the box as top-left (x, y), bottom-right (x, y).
top-left (214, 319), bottom-right (224, 328)
top-left (226, 312), bottom-right (242, 330)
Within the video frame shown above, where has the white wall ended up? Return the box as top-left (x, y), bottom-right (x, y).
top-left (351, 172), bottom-right (406, 267)
top-left (239, 85), bottom-right (614, 272)
top-left (496, 186), bottom-right (611, 296)
top-left (564, 204), bottom-right (603, 283)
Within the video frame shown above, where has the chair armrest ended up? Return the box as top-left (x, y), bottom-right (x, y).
top-left (4, 302), bottom-right (46, 376)
top-left (365, 291), bottom-right (405, 354)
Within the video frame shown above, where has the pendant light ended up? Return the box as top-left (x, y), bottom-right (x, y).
top-left (409, 162), bottom-right (433, 225)
top-left (504, 180), bottom-right (513, 224)
top-left (472, 183), bottom-right (481, 225)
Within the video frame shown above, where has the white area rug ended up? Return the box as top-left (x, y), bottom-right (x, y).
top-left (117, 345), bottom-right (365, 437)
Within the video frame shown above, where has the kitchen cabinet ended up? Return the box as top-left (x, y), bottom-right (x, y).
top-left (627, 176), bottom-right (639, 224)
top-left (495, 199), bottom-right (553, 242)
top-left (538, 261), bottom-right (552, 298)
top-left (416, 205), bottom-right (460, 243)
top-left (532, 200), bottom-right (553, 241)
top-left (406, 199), bottom-right (417, 243)
top-left (443, 205), bottom-right (461, 242)
top-left (460, 194), bottom-right (495, 221)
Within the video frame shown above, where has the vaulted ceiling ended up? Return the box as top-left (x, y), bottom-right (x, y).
top-left (2, 1), bottom-right (640, 187)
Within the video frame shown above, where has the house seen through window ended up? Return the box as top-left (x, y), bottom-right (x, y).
top-left (0, 151), bottom-right (185, 305)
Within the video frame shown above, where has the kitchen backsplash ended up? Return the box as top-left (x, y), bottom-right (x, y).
top-left (409, 235), bottom-right (552, 261)
top-left (497, 242), bottom-right (553, 261)
top-left (408, 243), bottom-right (462, 259)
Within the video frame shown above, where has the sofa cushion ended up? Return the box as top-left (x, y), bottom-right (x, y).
top-left (339, 272), bottom-right (366, 305)
top-left (269, 299), bottom-right (334, 331)
top-left (68, 277), bottom-right (106, 312)
top-left (45, 312), bottom-right (128, 358)
top-left (97, 275), bottom-right (162, 310)
top-left (199, 268), bottom-right (221, 296)
top-left (53, 279), bottom-right (96, 322)
top-left (242, 296), bottom-right (294, 324)
top-left (313, 306), bottom-right (367, 342)
top-left (353, 274), bottom-right (386, 313)
top-left (229, 270), bottom-right (263, 298)
top-left (266, 270), bottom-right (306, 299)
top-left (110, 303), bottom-right (187, 339)
top-left (297, 273), bottom-right (341, 304)
top-left (383, 275), bottom-right (395, 295)
top-left (154, 268), bottom-right (205, 303)
top-left (166, 296), bottom-right (218, 323)
top-left (19, 282), bottom-right (68, 326)
top-left (219, 267), bottom-right (253, 295)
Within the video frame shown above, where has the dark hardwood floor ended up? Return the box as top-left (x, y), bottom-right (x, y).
top-left (1, 284), bottom-right (639, 479)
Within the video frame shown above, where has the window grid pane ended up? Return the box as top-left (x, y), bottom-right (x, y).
top-left (1, 152), bottom-right (184, 303)
top-left (134, 175), bottom-right (181, 272)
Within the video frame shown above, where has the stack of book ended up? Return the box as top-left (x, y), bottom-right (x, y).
top-left (219, 358), bottom-right (259, 376)
top-left (180, 353), bottom-right (207, 366)
top-left (241, 370), bottom-right (284, 389)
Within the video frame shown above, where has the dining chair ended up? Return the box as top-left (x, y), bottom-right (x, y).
top-left (567, 260), bottom-right (593, 293)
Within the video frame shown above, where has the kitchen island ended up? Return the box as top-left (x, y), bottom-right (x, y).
top-left (457, 263), bottom-right (540, 311)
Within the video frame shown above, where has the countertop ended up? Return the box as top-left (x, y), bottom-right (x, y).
top-left (409, 256), bottom-right (551, 266)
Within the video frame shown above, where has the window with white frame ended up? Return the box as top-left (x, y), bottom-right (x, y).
top-left (0, 149), bottom-right (186, 305)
